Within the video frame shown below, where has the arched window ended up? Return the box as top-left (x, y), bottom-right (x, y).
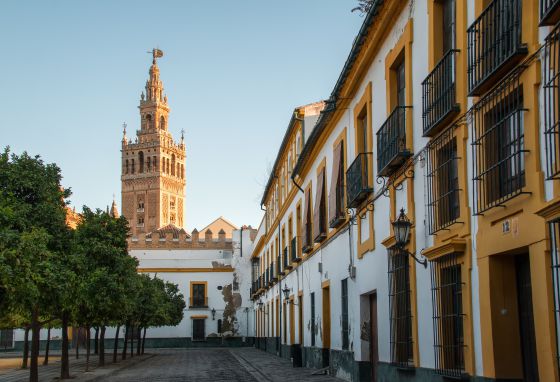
top-left (153, 156), bottom-right (157, 171)
top-left (125, 159), bottom-right (129, 174)
top-left (167, 158), bottom-right (170, 174)
top-left (147, 157), bottom-right (151, 172)
top-left (146, 114), bottom-right (153, 130)
top-left (131, 159), bottom-right (135, 174)
top-left (181, 164), bottom-right (184, 179)
top-left (171, 154), bottom-right (176, 176)
top-left (139, 151), bottom-right (144, 173)
top-left (160, 116), bottom-right (166, 130)
top-left (177, 163), bottom-right (180, 178)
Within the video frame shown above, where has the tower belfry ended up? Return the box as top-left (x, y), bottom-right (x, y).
top-left (121, 49), bottom-right (186, 237)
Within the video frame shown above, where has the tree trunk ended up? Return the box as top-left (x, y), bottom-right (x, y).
top-left (130, 325), bottom-right (134, 358)
top-left (98, 326), bottom-right (106, 367)
top-left (121, 325), bottom-right (128, 360)
top-left (75, 328), bottom-right (79, 359)
top-left (94, 327), bottom-right (99, 355)
top-left (60, 312), bottom-right (70, 379)
top-left (21, 326), bottom-right (30, 369)
top-left (113, 325), bottom-right (120, 363)
top-left (85, 327), bottom-right (90, 372)
top-left (29, 307), bottom-right (40, 382)
top-left (136, 327), bottom-right (141, 355)
top-left (141, 327), bottom-right (147, 355)
top-left (43, 327), bottom-right (51, 365)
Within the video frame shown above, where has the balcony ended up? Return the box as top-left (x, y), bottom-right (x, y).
top-left (265, 268), bottom-right (270, 286)
top-left (290, 237), bottom-right (302, 263)
top-left (541, 0), bottom-right (560, 25)
top-left (346, 153), bottom-right (373, 208)
top-left (467, 0), bottom-right (527, 96)
top-left (270, 263), bottom-right (277, 283)
top-left (283, 247), bottom-right (292, 271)
top-left (189, 297), bottom-right (208, 309)
top-left (422, 50), bottom-right (460, 137)
top-left (277, 255), bottom-right (283, 275)
top-left (377, 107), bottom-right (412, 177)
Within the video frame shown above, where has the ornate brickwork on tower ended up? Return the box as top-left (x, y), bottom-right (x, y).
top-left (121, 49), bottom-right (186, 237)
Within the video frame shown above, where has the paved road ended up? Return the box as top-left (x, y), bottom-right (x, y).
top-left (89, 348), bottom-right (340, 382)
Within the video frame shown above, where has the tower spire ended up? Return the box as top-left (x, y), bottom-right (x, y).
top-left (144, 48), bottom-right (165, 103)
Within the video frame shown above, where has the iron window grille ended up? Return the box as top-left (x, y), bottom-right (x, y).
top-left (341, 279), bottom-right (349, 350)
top-left (422, 49), bottom-right (460, 137)
top-left (544, 24), bottom-right (560, 179)
top-left (426, 127), bottom-right (461, 234)
top-left (388, 247), bottom-right (414, 368)
top-left (541, 0), bottom-right (560, 25)
top-left (467, 0), bottom-right (527, 96)
top-left (471, 74), bottom-right (528, 215)
top-left (430, 253), bottom-right (466, 378)
top-left (377, 106), bottom-right (412, 177)
top-left (346, 153), bottom-right (373, 208)
top-left (549, 219), bottom-right (560, 374)
top-left (290, 236), bottom-right (301, 263)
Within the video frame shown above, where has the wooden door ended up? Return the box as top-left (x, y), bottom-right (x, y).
top-left (369, 293), bottom-right (378, 382)
top-left (322, 286), bottom-right (331, 349)
top-left (192, 319), bottom-right (205, 341)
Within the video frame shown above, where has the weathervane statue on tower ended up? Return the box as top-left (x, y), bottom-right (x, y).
top-left (151, 48), bottom-right (164, 64)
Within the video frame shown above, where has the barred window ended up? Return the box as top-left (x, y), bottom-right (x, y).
top-left (543, 24), bottom-right (560, 179)
top-left (471, 75), bottom-right (527, 214)
top-left (430, 253), bottom-right (466, 378)
top-left (388, 248), bottom-right (413, 367)
top-left (549, 219), bottom-right (560, 374)
top-left (426, 128), bottom-right (460, 234)
top-left (341, 278), bottom-right (349, 350)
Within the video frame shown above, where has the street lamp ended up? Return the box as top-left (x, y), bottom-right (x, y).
top-left (211, 308), bottom-right (216, 320)
top-left (392, 208), bottom-right (427, 268)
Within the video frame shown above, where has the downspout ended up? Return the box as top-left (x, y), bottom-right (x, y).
top-left (278, 221), bottom-right (282, 356)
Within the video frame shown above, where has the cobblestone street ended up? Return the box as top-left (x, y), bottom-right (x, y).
top-left (83, 348), bottom-right (340, 382)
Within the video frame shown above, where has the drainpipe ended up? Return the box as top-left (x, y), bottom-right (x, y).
top-left (240, 226), bottom-right (243, 257)
top-left (292, 177), bottom-right (304, 194)
top-left (278, 221), bottom-right (282, 356)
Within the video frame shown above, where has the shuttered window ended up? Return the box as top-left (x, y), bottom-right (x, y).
top-left (329, 141), bottom-right (345, 228)
top-left (302, 188), bottom-right (313, 253)
top-left (313, 168), bottom-right (327, 243)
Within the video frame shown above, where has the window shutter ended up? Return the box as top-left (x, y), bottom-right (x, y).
top-left (329, 141), bottom-right (342, 224)
top-left (302, 188), bottom-right (311, 248)
top-left (313, 169), bottom-right (325, 241)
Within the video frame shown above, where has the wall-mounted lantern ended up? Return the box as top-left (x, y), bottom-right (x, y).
top-left (392, 208), bottom-right (427, 268)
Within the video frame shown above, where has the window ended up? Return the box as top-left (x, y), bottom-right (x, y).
top-left (171, 154), bottom-right (176, 176)
top-left (388, 248), bottom-right (413, 367)
top-left (310, 292), bottom-right (316, 346)
top-left (357, 112), bottom-right (368, 154)
top-left (441, 0), bottom-right (455, 55)
top-left (139, 151), bottom-right (144, 173)
top-left (131, 159), bottom-right (135, 174)
top-left (302, 188), bottom-right (313, 253)
top-left (160, 116), bottom-right (166, 130)
top-left (296, 204), bottom-right (303, 260)
top-left (430, 253), bottom-right (465, 377)
top-left (313, 168), bottom-right (327, 243)
top-left (549, 219), bottom-right (560, 374)
top-left (190, 283), bottom-right (207, 308)
top-left (125, 159), bottom-right (129, 174)
top-left (426, 129), bottom-right (460, 234)
top-left (472, 77), bottom-right (526, 214)
top-left (544, 24), bottom-right (560, 179)
top-left (137, 201), bottom-right (144, 211)
top-left (329, 141), bottom-right (345, 228)
top-left (341, 279), bottom-right (349, 350)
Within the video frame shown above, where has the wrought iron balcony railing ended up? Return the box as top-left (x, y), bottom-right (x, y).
top-left (467, 0), bottom-right (527, 95)
top-left (541, 0), bottom-right (560, 25)
top-left (345, 153), bottom-right (372, 209)
top-left (283, 247), bottom-right (292, 270)
top-left (290, 237), bottom-right (301, 263)
top-left (265, 268), bottom-right (270, 285)
top-left (377, 107), bottom-right (412, 177)
top-left (189, 297), bottom-right (208, 309)
top-left (422, 50), bottom-right (460, 137)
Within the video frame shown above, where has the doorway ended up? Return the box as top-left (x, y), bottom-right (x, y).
top-left (192, 319), bottom-right (205, 341)
top-left (322, 285), bottom-right (331, 349)
top-left (515, 255), bottom-right (539, 381)
top-left (369, 292), bottom-right (378, 382)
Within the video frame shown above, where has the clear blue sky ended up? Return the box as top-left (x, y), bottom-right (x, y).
top-left (0, 1), bottom-right (364, 231)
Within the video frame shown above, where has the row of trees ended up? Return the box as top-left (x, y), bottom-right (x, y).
top-left (0, 148), bottom-right (185, 382)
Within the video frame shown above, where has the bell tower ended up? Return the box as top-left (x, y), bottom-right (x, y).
top-left (121, 49), bottom-right (186, 237)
